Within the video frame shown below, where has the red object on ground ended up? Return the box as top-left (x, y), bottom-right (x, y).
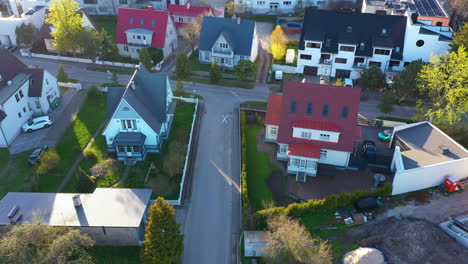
top-left (444, 176), bottom-right (459, 192)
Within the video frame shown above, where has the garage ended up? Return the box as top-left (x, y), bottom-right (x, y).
top-left (303, 66), bottom-right (318, 76)
top-left (335, 69), bottom-right (351, 78)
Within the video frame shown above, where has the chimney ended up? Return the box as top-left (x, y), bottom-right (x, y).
top-left (130, 80), bottom-right (136, 90)
top-left (73, 195), bottom-right (82, 207)
top-left (187, 3), bottom-right (191, 9)
top-left (439, 145), bottom-right (449, 154)
top-left (237, 17), bottom-right (241, 24)
top-left (147, 5), bottom-right (153, 11)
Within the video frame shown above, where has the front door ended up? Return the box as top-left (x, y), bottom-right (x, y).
top-left (304, 66), bottom-right (318, 76)
top-left (126, 146), bottom-right (133, 157)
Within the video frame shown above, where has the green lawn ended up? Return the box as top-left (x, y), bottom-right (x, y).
top-left (87, 67), bottom-right (135, 75)
top-left (0, 149), bottom-right (9, 172)
top-left (90, 246), bottom-right (140, 264)
top-left (0, 151), bottom-right (36, 198)
top-left (91, 16), bottom-right (117, 42)
top-left (245, 124), bottom-right (276, 210)
top-left (59, 86), bottom-right (69, 94)
top-left (122, 102), bottom-right (196, 200)
top-left (273, 41), bottom-right (299, 66)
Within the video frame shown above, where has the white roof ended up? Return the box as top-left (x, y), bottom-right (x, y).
top-left (244, 231), bottom-right (269, 257)
top-left (0, 188), bottom-right (152, 227)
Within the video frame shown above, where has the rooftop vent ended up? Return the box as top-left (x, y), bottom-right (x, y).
top-left (147, 5), bottom-right (153, 11)
top-left (186, 3), bottom-right (191, 9)
top-left (7, 80), bottom-right (12, 86)
top-left (130, 80), bottom-right (136, 90)
top-left (381, 28), bottom-right (388, 35)
top-left (346, 26), bottom-right (352, 33)
top-left (7, 205), bottom-right (22, 225)
top-left (439, 145), bottom-right (450, 154)
top-left (72, 195), bottom-right (82, 207)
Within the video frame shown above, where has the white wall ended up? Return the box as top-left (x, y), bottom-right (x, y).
top-left (250, 26), bottom-right (259, 62)
top-left (265, 125), bottom-right (278, 141)
top-left (163, 16), bottom-right (177, 57)
top-left (36, 70), bottom-right (60, 114)
top-left (392, 158), bottom-right (468, 195)
top-left (0, 6), bottom-right (45, 46)
top-left (292, 127), bottom-right (340, 143)
top-left (319, 148), bottom-right (350, 167)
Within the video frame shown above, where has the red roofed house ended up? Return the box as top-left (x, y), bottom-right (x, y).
top-left (265, 82), bottom-right (361, 182)
top-left (168, 4), bottom-right (213, 35)
top-left (116, 7), bottom-right (177, 60)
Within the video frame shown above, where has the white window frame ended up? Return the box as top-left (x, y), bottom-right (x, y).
top-left (320, 134), bottom-right (330, 141)
top-left (301, 131), bottom-right (312, 139)
top-left (320, 149), bottom-right (327, 159)
top-left (270, 127), bottom-right (277, 135)
top-left (121, 119), bottom-right (137, 130)
top-left (299, 159), bottom-right (306, 168)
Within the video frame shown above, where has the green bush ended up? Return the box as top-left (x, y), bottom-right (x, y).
top-left (378, 90), bottom-right (397, 113)
top-left (87, 85), bottom-right (100, 97)
top-left (255, 184), bottom-right (392, 228)
top-left (240, 111), bottom-right (250, 226)
top-left (76, 169), bottom-right (96, 193)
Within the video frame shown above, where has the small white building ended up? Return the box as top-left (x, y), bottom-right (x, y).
top-left (0, 47), bottom-right (60, 148)
top-left (235, 0), bottom-right (358, 14)
top-left (115, 6), bottom-right (178, 59)
top-left (102, 65), bottom-right (174, 165)
top-left (265, 82), bottom-right (361, 182)
top-left (244, 231), bottom-right (269, 257)
top-left (296, 9), bottom-right (452, 79)
top-left (198, 17), bottom-right (258, 68)
top-left (389, 121), bottom-right (468, 195)
top-left (74, 0), bottom-right (186, 15)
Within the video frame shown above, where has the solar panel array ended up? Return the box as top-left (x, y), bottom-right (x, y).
top-left (414, 0), bottom-right (445, 17)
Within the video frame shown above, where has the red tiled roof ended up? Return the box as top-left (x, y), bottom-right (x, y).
top-left (168, 4), bottom-right (211, 18)
top-left (292, 120), bottom-right (341, 132)
top-left (115, 8), bottom-right (170, 48)
top-left (277, 82), bottom-right (361, 153)
top-left (288, 142), bottom-right (321, 158)
top-left (265, 94), bottom-right (282, 126)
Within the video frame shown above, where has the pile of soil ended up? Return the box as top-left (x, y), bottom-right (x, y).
top-left (341, 217), bottom-right (468, 264)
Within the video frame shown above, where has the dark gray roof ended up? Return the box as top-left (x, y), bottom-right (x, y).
top-left (0, 47), bottom-right (28, 90)
top-left (300, 10), bottom-right (406, 57)
top-left (107, 88), bottom-right (126, 119)
top-left (0, 110), bottom-right (6, 122)
top-left (394, 122), bottom-right (468, 169)
top-left (24, 68), bottom-right (44, 97)
top-left (113, 132), bottom-right (146, 145)
top-left (199, 17), bottom-right (256, 56)
top-left (108, 66), bottom-right (169, 133)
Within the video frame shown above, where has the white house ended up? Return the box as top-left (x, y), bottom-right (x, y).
top-left (198, 17), bottom-right (258, 68)
top-left (102, 65), bottom-right (174, 165)
top-left (389, 121), bottom-right (468, 195)
top-left (168, 3), bottom-right (213, 36)
top-left (0, 0), bottom-right (46, 47)
top-left (235, 0), bottom-right (357, 14)
top-left (265, 82), bottom-right (361, 182)
top-left (75, 0), bottom-right (186, 15)
top-left (0, 47), bottom-right (60, 148)
top-left (115, 6), bottom-right (178, 59)
top-left (296, 9), bottom-right (453, 79)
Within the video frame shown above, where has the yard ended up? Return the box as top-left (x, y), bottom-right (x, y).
top-left (120, 102), bottom-right (196, 200)
top-left (272, 41), bottom-right (299, 66)
top-left (90, 246), bottom-right (140, 264)
top-left (91, 16), bottom-right (117, 42)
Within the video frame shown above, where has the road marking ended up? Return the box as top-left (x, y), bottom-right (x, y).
top-left (221, 114), bottom-right (229, 125)
top-left (230, 90), bottom-right (242, 101)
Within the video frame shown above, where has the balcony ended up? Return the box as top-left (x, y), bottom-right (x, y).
top-left (212, 49), bottom-right (233, 58)
top-left (352, 62), bottom-right (366, 69)
top-left (127, 42), bottom-right (150, 48)
top-left (319, 59), bottom-right (331, 65)
top-left (385, 66), bottom-right (403, 73)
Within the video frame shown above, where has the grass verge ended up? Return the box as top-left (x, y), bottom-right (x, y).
top-left (90, 246), bottom-right (140, 264)
top-left (121, 102), bottom-right (195, 200)
top-left (87, 67), bottom-right (135, 75)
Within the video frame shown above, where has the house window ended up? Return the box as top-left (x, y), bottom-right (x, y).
top-left (140, 19), bottom-right (145, 25)
top-left (23, 107), bottom-right (26, 113)
top-left (283, 1), bottom-right (292, 5)
top-left (290, 158), bottom-right (299, 167)
top-left (416, 40), bottom-right (424, 47)
top-left (270, 127), bottom-right (277, 135)
top-left (257, 0), bottom-right (265, 4)
top-left (84, 0), bottom-right (97, 3)
top-left (178, 17), bottom-right (183, 22)
top-left (335, 58), bottom-right (347, 64)
top-left (124, 45), bottom-right (129, 52)
top-left (137, 35), bottom-right (141, 40)
top-left (389, 60), bottom-right (400, 67)
top-left (322, 104), bottom-right (329, 117)
top-left (46, 79), bottom-right (49, 85)
top-left (339, 45), bottom-right (355, 52)
top-left (143, 36), bottom-right (146, 40)
top-left (317, 1), bottom-right (325, 5)
top-left (374, 49), bottom-right (390, 55)
top-left (15, 94), bottom-right (20, 102)
top-left (290, 101), bottom-right (297, 113)
top-left (306, 42), bottom-right (321, 48)
top-left (320, 134), bottom-right (330, 141)
top-left (369, 61), bottom-right (382, 67)
top-left (219, 43), bottom-right (228, 49)
top-left (121, 119), bottom-right (137, 130)
top-left (306, 103), bottom-right (313, 115)
top-left (133, 146), bottom-right (141, 152)
top-left (35, 101), bottom-right (41, 109)
top-left (300, 54), bottom-right (312, 60)
top-left (151, 19), bottom-right (156, 26)
top-left (119, 0), bottom-right (128, 4)
top-left (117, 146), bottom-right (125, 152)
top-left (18, 112), bottom-right (21, 118)
top-left (301, 131), bottom-right (312, 139)
top-left (204, 52), bottom-right (209, 61)
top-left (99, 7), bottom-right (108, 12)
top-left (130, 18), bottom-right (134, 24)
top-left (19, 90), bottom-right (24, 98)
top-left (341, 106), bottom-right (349, 119)
top-left (279, 145), bottom-right (287, 153)
top-left (306, 160), bottom-right (316, 169)
top-left (299, 159), bottom-right (306, 168)
top-left (320, 149), bottom-right (327, 159)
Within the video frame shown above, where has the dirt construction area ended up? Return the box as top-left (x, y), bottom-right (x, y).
top-left (335, 190), bottom-right (468, 264)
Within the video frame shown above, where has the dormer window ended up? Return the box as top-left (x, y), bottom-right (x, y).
top-left (381, 28), bottom-right (387, 35)
top-left (130, 18), bottom-right (134, 24)
top-left (151, 19), bottom-right (156, 26)
top-left (395, 46), bottom-right (401, 52)
top-left (325, 39), bottom-right (331, 47)
top-left (140, 18), bottom-right (145, 25)
top-left (219, 43), bottom-right (228, 48)
top-left (306, 42), bottom-right (321, 48)
top-left (290, 101), bottom-right (297, 113)
top-left (359, 42), bottom-right (365, 50)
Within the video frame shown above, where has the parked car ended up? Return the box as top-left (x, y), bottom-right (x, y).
top-left (378, 129), bottom-right (392, 142)
top-left (28, 146), bottom-right (48, 164)
top-left (22, 116), bottom-right (53, 132)
top-left (362, 140), bottom-right (376, 163)
top-left (344, 78), bottom-right (354, 87)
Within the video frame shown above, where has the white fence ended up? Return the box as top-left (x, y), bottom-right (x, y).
top-left (272, 64), bottom-right (297, 74)
top-left (166, 97), bottom-right (199, 206)
top-left (22, 51), bottom-right (138, 69)
top-left (58, 81), bottom-right (82, 91)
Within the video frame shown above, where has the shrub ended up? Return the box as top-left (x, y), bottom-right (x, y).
top-left (240, 111), bottom-right (250, 227)
top-left (83, 148), bottom-right (97, 160)
top-left (90, 158), bottom-right (118, 180)
top-left (36, 149), bottom-right (60, 174)
top-left (378, 90), bottom-right (397, 113)
top-left (76, 169), bottom-right (96, 193)
top-left (87, 85), bottom-right (100, 97)
top-left (57, 65), bottom-right (68, 82)
top-left (175, 53), bottom-right (191, 80)
top-left (357, 65), bottom-right (386, 90)
top-left (209, 61), bottom-right (222, 84)
top-left (233, 60), bottom-right (256, 81)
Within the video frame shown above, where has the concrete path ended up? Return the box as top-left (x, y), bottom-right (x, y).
top-left (111, 166), bottom-right (131, 187)
top-left (256, 47), bottom-right (271, 83)
top-left (56, 119), bottom-right (108, 192)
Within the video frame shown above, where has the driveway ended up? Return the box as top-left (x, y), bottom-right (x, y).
top-left (8, 88), bottom-right (81, 154)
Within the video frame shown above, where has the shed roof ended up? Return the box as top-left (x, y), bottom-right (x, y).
top-left (244, 231), bottom-right (269, 257)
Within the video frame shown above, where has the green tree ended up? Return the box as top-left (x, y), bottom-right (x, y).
top-left (98, 28), bottom-right (117, 61)
top-left (264, 215), bottom-right (332, 264)
top-left (141, 197), bottom-right (184, 264)
top-left (15, 23), bottom-right (37, 49)
top-left (334, 78), bottom-right (343, 86)
top-left (138, 47), bottom-right (164, 69)
top-left (270, 25), bottom-right (287, 60)
top-left (210, 61), bottom-right (222, 83)
top-left (391, 60), bottom-right (425, 103)
top-left (36, 149), bottom-right (60, 174)
top-left (357, 65), bottom-right (387, 89)
top-left (77, 28), bottom-right (101, 61)
top-left (182, 12), bottom-right (207, 51)
top-left (111, 72), bottom-right (119, 86)
top-left (233, 60), bottom-right (256, 81)
top-left (57, 65), bottom-right (68, 82)
top-left (378, 90), bottom-right (397, 113)
top-left (415, 47), bottom-right (468, 126)
top-left (176, 80), bottom-right (184, 94)
top-left (175, 53), bottom-right (191, 80)
top-left (451, 22), bottom-right (468, 51)
top-left (0, 216), bottom-right (94, 264)
top-left (46, 0), bottom-right (83, 55)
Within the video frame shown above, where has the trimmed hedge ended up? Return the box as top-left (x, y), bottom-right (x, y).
top-left (255, 183), bottom-right (392, 228)
top-left (376, 116), bottom-right (415, 124)
top-left (240, 111), bottom-right (250, 225)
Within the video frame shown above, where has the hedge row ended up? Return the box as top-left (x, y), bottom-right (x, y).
top-left (240, 111), bottom-right (250, 225)
top-left (255, 183), bottom-right (392, 228)
top-left (376, 116), bottom-right (415, 124)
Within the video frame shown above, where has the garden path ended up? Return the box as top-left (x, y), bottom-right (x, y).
top-left (110, 166), bottom-right (131, 187)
